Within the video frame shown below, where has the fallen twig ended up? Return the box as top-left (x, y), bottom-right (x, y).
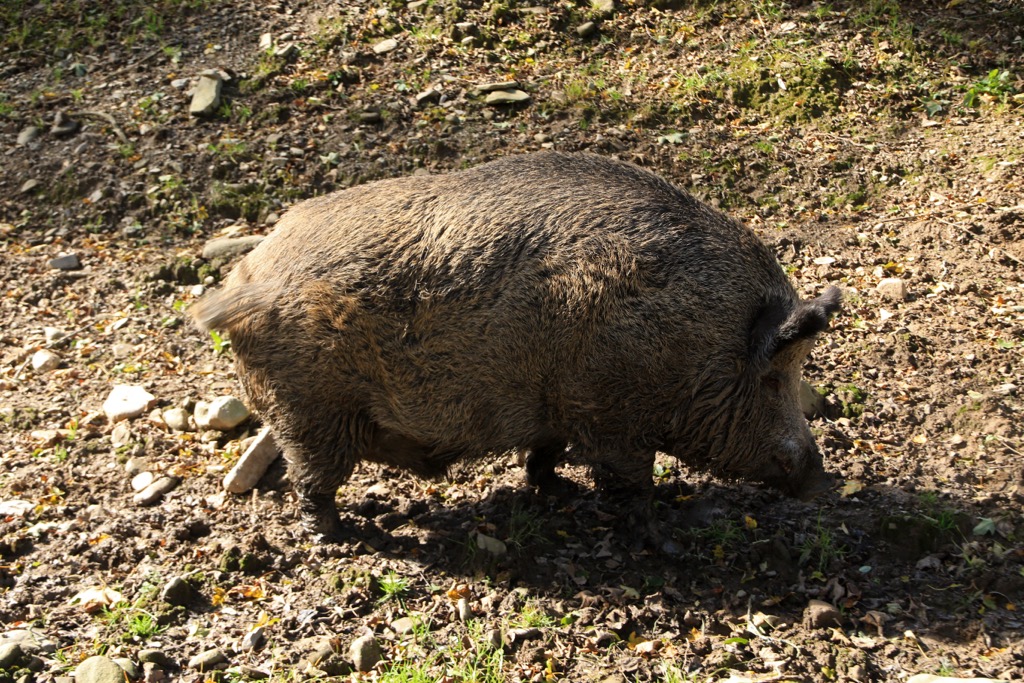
top-left (71, 110), bottom-right (130, 144)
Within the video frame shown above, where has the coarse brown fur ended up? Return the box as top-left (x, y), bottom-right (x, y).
top-left (191, 152), bottom-right (841, 539)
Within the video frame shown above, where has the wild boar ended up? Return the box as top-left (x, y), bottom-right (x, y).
top-left (191, 152), bottom-right (841, 540)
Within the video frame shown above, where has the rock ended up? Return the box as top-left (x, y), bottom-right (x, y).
top-left (188, 648), bottom-right (228, 671)
top-left (142, 662), bottom-right (165, 683)
top-left (476, 532), bottom-right (507, 556)
top-left (103, 385), bottom-right (156, 422)
top-left (190, 73), bottom-right (223, 117)
top-left (349, 634), bottom-right (382, 673)
top-left (223, 427), bottom-right (279, 493)
top-left (577, 21), bottom-right (597, 37)
top-left (138, 649), bottom-right (175, 668)
top-left (75, 656), bottom-right (125, 683)
top-left (876, 277), bottom-right (907, 302)
top-left (31, 349), bottom-right (61, 373)
top-left (359, 110), bottom-right (382, 123)
top-left (274, 43), bottom-right (298, 59)
top-left (133, 475), bottom-right (180, 506)
top-left (43, 327), bottom-right (65, 343)
top-left (201, 235), bottom-right (264, 259)
top-left (478, 81), bottom-right (520, 92)
top-left (591, 0), bottom-right (615, 16)
top-left (20, 179), bottom-right (41, 194)
top-left (162, 407), bottom-right (192, 432)
top-left (0, 642), bottom-right (23, 669)
top-left (415, 89), bottom-right (441, 107)
top-left (457, 597), bottom-right (471, 621)
top-left (230, 666), bottom-right (270, 680)
top-left (160, 577), bottom-right (192, 606)
top-left (51, 111), bottom-right (80, 136)
top-left (0, 500), bottom-right (34, 516)
top-left (49, 253), bottom-right (82, 270)
top-left (194, 396), bottom-right (250, 431)
top-left (372, 38), bottom-right (398, 54)
top-left (485, 89), bottom-right (531, 105)
top-left (258, 32), bottom-right (273, 51)
top-left (240, 626), bottom-right (265, 651)
top-left (131, 471), bottom-right (155, 492)
top-left (17, 126), bottom-right (41, 146)
top-left (803, 599), bottom-right (841, 629)
top-left (391, 616), bottom-right (419, 635)
top-left (799, 380), bottom-right (825, 418)
top-left (113, 658), bottom-right (140, 680)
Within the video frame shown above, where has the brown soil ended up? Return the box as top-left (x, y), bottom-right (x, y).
top-left (1, 0), bottom-right (1022, 681)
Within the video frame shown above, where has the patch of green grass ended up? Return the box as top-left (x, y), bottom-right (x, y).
top-left (800, 515), bottom-right (847, 577)
top-left (512, 601), bottom-right (554, 629)
top-left (963, 69), bottom-right (1017, 108)
top-left (378, 570), bottom-right (411, 606)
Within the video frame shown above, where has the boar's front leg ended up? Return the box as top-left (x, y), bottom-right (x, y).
top-left (525, 439), bottom-right (570, 493)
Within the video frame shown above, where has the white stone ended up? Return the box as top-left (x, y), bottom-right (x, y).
top-left (162, 407), bottom-right (193, 432)
top-left (194, 396), bottom-right (250, 431)
top-left (31, 349), bottom-right (61, 373)
top-left (485, 89), bottom-right (530, 105)
top-left (372, 38), bottom-right (398, 54)
top-left (475, 532), bottom-right (507, 556)
top-left (131, 471), bottom-right (155, 492)
top-left (103, 385), bottom-right (156, 423)
top-left (876, 277), bottom-right (907, 301)
top-left (223, 428), bottom-right (279, 493)
top-left (189, 73), bottom-right (223, 116)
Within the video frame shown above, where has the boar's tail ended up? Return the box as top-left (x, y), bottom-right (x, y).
top-left (189, 283), bottom-right (278, 333)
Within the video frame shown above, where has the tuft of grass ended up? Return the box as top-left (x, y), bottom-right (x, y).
top-left (800, 515), bottom-right (847, 577)
top-left (378, 570), bottom-right (410, 606)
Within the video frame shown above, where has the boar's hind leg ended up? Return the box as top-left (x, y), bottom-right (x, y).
top-left (525, 440), bottom-right (570, 493)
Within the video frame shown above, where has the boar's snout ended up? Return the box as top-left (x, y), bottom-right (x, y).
top-left (794, 465), bottom-right (836, 501)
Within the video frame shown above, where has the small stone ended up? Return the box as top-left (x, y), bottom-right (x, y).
top-left (20, 179), bottom-right (41, 194)
top-left (31, 349), bottom-right (61, 373)
top-left (477, 81), bottom-right (520, 92)
top-left (230, 666), bottom-right (269, 680)
top-left (201, 235), bottom-right (264, 259)
top-left (993, 383), bottom-right (1017, 396)
top-left (800, 380), bottom-right (825, 419)
top-left (265, 212), bottom-right (280, 225)
top-left (113, 658), bottom-right (140, 680)
top-left (138, 649), bottom-right (174, 668)
top-left (591, 0), bottom-right (615, 17)
top-left (0, 642), bottom-right (23, 669)
top-left (391, 616), bottom-right (418, 635)
top-left (258, 32), bottom-right (273, 51)
top-left (485, 89), bottom-right (531, 105)
top-left (170, 78), bottom-right (190, 89)
top-left (359, 110), bottom-right (382, 123)
top-left (223, 427), bottom-right (279, 493)
top-left (273, 43), bottom-right (298, 59)
top-left (51, 111), bottom-right (80, 137)
top-left (534, 132), bottom-right (552, 143)
top-left (876, 277), bottom-right (907, 302)
top-left (160, 577), bottom-right (192, 606)
top-left (194, 396), bottom-right (250, 431)
top-left (457, 597), bottom-right (471, 621)
top-left (476, 532), bottom-right (507, 556)
top-left (803, 599), bottom-right (842, 629)
top-left (75, 656), bottom-right (125, 683)
top-left (349, 634), bottom-right (382, 673)
top-left (577, 21), bottom-right (597, 37)
top-left (189, 73), bottom-right (223, 117)
top-left (131, 471), bottom-right (155, 492)
top-left (43, 327), bottom-right (65, 343)
top-left (103, 385), bottom-right (156, 422)
top-left (372, 38), bottom-right (398, 54)
top-left (133, 475), bottom-right (180, 506)
top-left (49, 253), bottom-right (82, 270)
top-left (17, 126), bottom-right (41, 146)
top-left (415, 89), bottom-right (441, 107)
top-left (188, 648), bottom-right (228, 671)
top-left (241, 626), bottom-right (265, 651)
top-left (162, 407), bottom-right (192, 432)
top-left (71, 62), bottom-right (87, 77)
top-left (142, 662), bottom-right (165, 683)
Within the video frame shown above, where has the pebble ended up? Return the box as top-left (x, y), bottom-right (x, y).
top-left (230, 666), bottom-right (270, 680)
top-left (240, 626), bottom-right (265, 651)
top-left (75, 655), bottom-right (125, 683)
top-left (457, 597), bottom-right (471, 621)
top-left (476, 532), bottom-right (507, 556)
top-left (201, 235), bottom-right (264, 259)
top-left (188, 648), bottom-right (228, 671)
top-left (194, 396), bottom-right (250, 431)
top-left (803, 599), bottom-right (842, 629)
top-left (17, 126), bottom-right (41, 146)
top-left (223, 427), bottom-right (279, 493)
top-left (19, 179), bottom-right (41, 194)
top-left (138, 649), bottom-right (175, 668)
top-left (591, 0), bottom-right (615, 16)
top-left (349, 634), bottom-right (382, 673)
top-left (112, 423), bottom-right (134, 449)
top-left (876, 277), bottom-right (907, 301)
top-left (0, 500), bottom-right (35, 517)
top-left (577, 21), bottom-right (597, 37)
top-left (142, 662), bottom-right (165, 683)
top-left (485, 89), bottom-right (531, 105)
top-left (43, 327), bottom-right (65, 343)
top-left (31, 349), bottom-right (61, 373)
top-left (799, 380), bottom-right (825, 418)
top-left (133, 475), bottom-right (180, 506)
top-left (0, 642), bottom-right (23, 669)
top-left (190, 72), bottom-right (223, 117)
top-left (0, 630), bottom-right (56, 655)
top-left (131, 471), bottom-right (155, 492)
top-left (258, 32), bottom-right (273, 51)
top-left (478, 81), bottom-right (520, 92)
top-left (51, 111), bottom-right (80, 137)
top-left (103, 385), bottom-right (156, 422)
top-left (415, 89), bottom-right (441, 107)
top-left (160, 577), bottom-right (192, 606)
top-left (162, 407), bottom-right (193, 432)
top-left (390, 616), bottom-right (418, 635)
top-left (49, 253), bottom-right (82, 270)
top-left (372, 38), bottom-right (398, 54)
top-left (113, 658), bottom-right (140, 680)
top-left (360, 110), bottom-right (382, 123)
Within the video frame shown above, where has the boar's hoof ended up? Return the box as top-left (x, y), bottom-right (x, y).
top-left (298, 493), bottom-right (345, 543)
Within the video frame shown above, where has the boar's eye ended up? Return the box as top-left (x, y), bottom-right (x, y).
top-left (763, 375), bottom-right (782, 393)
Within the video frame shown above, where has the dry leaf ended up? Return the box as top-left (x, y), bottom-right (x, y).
top-left (840, 480), bottom-right (864, 497)
top-left (69, 587), bottom-right (124, 613)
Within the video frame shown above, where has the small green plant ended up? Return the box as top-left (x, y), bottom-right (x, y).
top-left (512, 601), bottom-right (554, 628)
top-left (800, 515), bottom-right (847, 576)
top-left (963, 69), bottom-right (1016, 107)
top-left (378, 570), bottom-right (410, 606)
top-left (506, 501), bottom-right (545, 551)
top-left (210, 329), bottom-right (231, 355)
top-left (125, 611), bottom-right (162, 640)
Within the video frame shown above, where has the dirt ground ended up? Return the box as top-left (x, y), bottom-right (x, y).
top-left (1, 0), bottom-right (1022, 681)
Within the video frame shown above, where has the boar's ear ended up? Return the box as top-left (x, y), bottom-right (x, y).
top-left (750, 286), bottom-right (842, 365)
